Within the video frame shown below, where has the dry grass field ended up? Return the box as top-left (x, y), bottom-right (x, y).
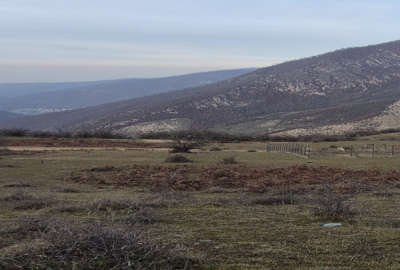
top-left (1, 135), bottom-right (400, 269)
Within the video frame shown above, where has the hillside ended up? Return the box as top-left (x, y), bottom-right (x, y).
top-left (0, 69), bottom-right (255, 115)
top-left (3, 40), bottom-right (400, 136)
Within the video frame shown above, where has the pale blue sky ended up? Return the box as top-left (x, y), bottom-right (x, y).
top-left (0, 0), bottom-right (399, 82)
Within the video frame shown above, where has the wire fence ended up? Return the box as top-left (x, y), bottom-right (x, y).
top-left (266, 143), bottom-right (312, 158)
top-left (327, 144), bottom-right (400, 158)
top-left (266, 143), bottom-right (400, 158)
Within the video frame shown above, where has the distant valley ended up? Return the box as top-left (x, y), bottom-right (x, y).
top-left (0, 68), bottom-right (255, 115)
top-left (0, 111), bottom-right (23, 122)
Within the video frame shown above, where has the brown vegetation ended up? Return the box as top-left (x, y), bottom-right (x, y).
top-left (68, 164), bottom-right (400, 193)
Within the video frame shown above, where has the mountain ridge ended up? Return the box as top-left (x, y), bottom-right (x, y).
top-left (3, 40), bottom-right (400, 136)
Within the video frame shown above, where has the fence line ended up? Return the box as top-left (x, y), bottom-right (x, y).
top-left (266, 143), bottom-right (311, 158)
top-left (266, 143), bottom-right (400, 158)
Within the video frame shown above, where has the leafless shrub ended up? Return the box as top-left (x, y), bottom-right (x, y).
top-left (312, 186), bottom-right (355, 221)
top-left (221, 156), bottom-right (238, 164)
top-left (1, 218), bottom-right (199, 270)
top-left (169, 140), bottom-right (202, 153)
top-left (165, 154), bottom-right (193, 163)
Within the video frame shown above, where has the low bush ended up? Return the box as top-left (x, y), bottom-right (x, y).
top-left (165, 154), bottom-right (193, 163)
top-left (169, 140), bottom-right (200, 153)
top-left (312, 186), bottom-right (355, 221)
top-left (221, 156), bottom-right (238, 165)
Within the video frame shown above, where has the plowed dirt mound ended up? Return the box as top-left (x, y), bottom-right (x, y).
top-left (68, 165), bottom-right (400, 193)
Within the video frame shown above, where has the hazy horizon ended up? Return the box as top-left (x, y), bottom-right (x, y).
top-left (1, 0), bottom-right (399, 83)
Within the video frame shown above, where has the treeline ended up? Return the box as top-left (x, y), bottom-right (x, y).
top-left (140, 130), bottom-right (357, 142)
top-left (140, 129), bottom-right (400, 143)
top-left (2, 128), bottom-right (400, 142)
top-left (0, 129), bottom-right (127, 139)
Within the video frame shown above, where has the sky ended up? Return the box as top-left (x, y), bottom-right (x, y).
top-left (0, 0), bottom-right (399, 83)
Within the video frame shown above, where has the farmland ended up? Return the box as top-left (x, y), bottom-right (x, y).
top-left (1, 135), bottom-right (400, 269)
